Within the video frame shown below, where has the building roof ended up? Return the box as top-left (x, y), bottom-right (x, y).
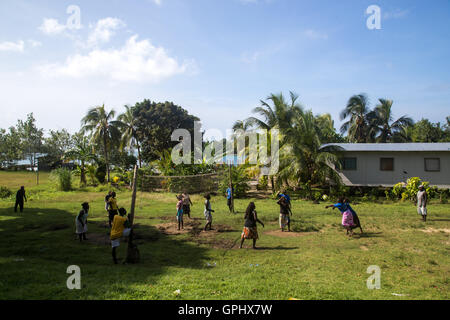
top-left (320, 143), bottom-right (450, 152)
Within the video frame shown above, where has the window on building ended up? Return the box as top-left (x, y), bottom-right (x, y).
top-left (380, 158), bottom-right (394, 171)
top-left (341, 157), bottom-right (357, 170)
top-left (424, 158), bottom-right (440, 172)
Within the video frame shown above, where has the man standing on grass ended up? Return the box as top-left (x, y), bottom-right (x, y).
top-left (14, 186), bottom-right (27, 213)
top-left (417, 185), bottom-right (428, 222)
top-left (226, 184), bottom-right (233, 213)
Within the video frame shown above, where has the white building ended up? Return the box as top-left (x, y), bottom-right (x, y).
top-left (321, 143), bottom-right (450, 188)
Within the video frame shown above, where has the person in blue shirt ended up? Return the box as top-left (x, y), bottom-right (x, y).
top-left (226, 184), bottom-right (233, 213)
top-left (325, 197), bottom-right (356, 236)
top-left (277, 191), bottom-right (292, 214)
top-left (344, 198), bottom-right (363, 234)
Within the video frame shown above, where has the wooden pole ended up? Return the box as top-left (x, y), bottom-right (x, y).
top-left (126, 165), bottom-right (139, 263)
top-left (129, 165), bottom-right (138, 225)
top-left (228, 161), bottom-right (234, 213)
top-left (36, 158), bottom-right (39, 185)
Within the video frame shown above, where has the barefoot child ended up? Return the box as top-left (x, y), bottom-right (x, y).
top-left (176, 194), bottom-right (184, 230)
top-left (107, 192), bottom-right (119, 227)
top-left (277, 196), bottom-right (291, 232)
top-left (204, 193), bottom-right (214, 231)
top-left (325, 197), bottom-right (355, 237)
top-left (240, 202), bottom-right (264, 249)
top-left (75, 202), bottom-right (89, 242)
top-left (182, 191), bottom-right (193, 219)
top-left (110, 208), bottom-right (131, 264)
top-left (226, 185), bottom-right (233, 213)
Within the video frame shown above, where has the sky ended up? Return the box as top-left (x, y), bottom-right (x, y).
top-left (0, 0), bottom-right (449, 138)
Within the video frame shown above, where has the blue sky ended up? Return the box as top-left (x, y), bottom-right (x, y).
top-left (0, 0), bottom-right (449, 137)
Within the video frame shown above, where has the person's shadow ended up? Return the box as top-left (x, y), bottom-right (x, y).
top-left (0, 205), bottom-right (210, 299)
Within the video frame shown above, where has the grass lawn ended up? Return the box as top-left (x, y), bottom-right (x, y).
top-left (0, 171), bottom-right (448, 300)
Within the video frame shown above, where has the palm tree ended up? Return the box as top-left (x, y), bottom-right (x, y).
top-left (369, 99), bottom-right (414, 143)
top-left (113, 105), bottom-right (142, 168)
top-left (244, 92), bottom-right (304, 190)
top-left (231, 120), bottom-right (252, 133)
top-left (81, 104), bottom-right (119, 183)
top-left (65, 133), bottom-right (96, 186)
top-left (340, 94), bottom-right (371, 142)
top-left (278, 110), bottom-right (341, 197)
top-left (246, 91), bottom-right (303, 131)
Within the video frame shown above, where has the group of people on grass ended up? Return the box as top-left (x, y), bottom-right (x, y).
top-left (176, 191), bottom-right (214, 231)
top-left (74, 191), bottom-right (132, 264)
top-left (10, 181), bottom-right (429, 262)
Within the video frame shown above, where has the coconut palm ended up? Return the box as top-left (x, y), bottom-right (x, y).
top-left (65, 133), bottom-right (97, 186)
top-left (369, 99), bottom-right (414, 143)
top-left (340, 94), bottom-right (371, 142)
top-left (244, 92), bottom-right (304, 190)
top-left (81, 104), bottom-right (119, 183)
top-left (231, 120), bottom-right (252, 133)
top-left (113, 105), bottom-right (142, 168)
top-left (246, 91), bottom-right (304, 131)
top-left (278, 110), bottom-right (342, 197)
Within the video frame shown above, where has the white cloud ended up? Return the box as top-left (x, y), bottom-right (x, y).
top-left (87, 18), bottom-right (126, 47)
top-left (38, 35), bottom-right (194, 83)
top-left (303, 29), bottom-right (328, 40)
top-left (241, 51), bottom-right (262, 64)
top-left (0, 40), bottom-right (25, 52)
top-left (28, 40), bottom-right (42, 48)
top-left (153, 0), bottom-right (162, 5)
top-left (39, 18), bottom-right (67, 35)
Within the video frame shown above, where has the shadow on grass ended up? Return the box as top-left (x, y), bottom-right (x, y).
top-left (253, 246), bottom-right (298, 251)
top-left (353, 232), bottom-right (383, 238)
top-left (0, 206), bottom-right (210, 299)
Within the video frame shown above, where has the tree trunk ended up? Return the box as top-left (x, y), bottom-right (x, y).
top-left (137, 142), bottom-right (142, 168)
top-left (104, 135), bottom-right (110, 183)
top-left (126, 165), bottom-right (140, 264)
top-left (80, 161), bottom-right (87, 186)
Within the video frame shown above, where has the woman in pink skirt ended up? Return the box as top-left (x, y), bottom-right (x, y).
top-left (325, 197), bottom-right (356, 237)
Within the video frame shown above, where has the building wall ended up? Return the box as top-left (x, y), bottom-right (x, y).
top-left (336, 151), bottom-right (450, 188)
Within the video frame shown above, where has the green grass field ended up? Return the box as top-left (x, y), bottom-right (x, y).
top-left (0, 171), bottom-right (448, 300)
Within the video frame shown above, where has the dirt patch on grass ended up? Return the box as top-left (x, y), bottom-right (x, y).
top-left (46, 223), bottom-right (70, 231)
top-left (264, 229), bottom-right (316, 238)
top-left (420, 228), bottom-right (450, 234)
top-left (156, 219), bottom-right (201, 235)
top-left (156, 220), bottom-right (234, 236)
top-left (90, 220), bottom-right (111, 229)
top-left (85, 232), bottom-right (111, 246)
top-left (155, 220), bottom-right (237, 248)
top-left (360, 245), bottom-right (369, 251)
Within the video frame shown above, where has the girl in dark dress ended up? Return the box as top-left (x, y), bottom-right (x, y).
top-left (239, 202), bottom-right (265, 249)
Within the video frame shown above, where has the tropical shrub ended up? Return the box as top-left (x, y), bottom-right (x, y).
top-left (440, 190), bottom-right (449, 204)
top-left (257, 175), bottom-right (268, 190)
top-left (392, 182), bottom-right (405, 199)
top-left (52, 168), bottom-right (72, 191)
top-left (95, 162), bottom-right (107, 184)
top-left (218, 166), bottom-right (250, 198)
top-left (0, 186), bottom-right (12, 199)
